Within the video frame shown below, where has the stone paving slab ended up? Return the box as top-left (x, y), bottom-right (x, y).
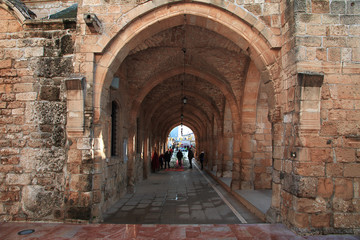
top-left (103, 163), bottom-right (262, 225)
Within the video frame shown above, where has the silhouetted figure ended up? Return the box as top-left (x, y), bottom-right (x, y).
top-left (188, 148), bottom-right (194, 169)
top-left (199, 151), bottom-right (205, 170)
top-left (151, 148), bottom-right (159, 172)
top-left (164, 150), bottom-right (171, 169)
top-left (176, 150), bottom-right (183, 167)
top-left (159, 153), bottom-right (164, 169)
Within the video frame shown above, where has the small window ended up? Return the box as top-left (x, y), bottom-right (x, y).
top-left (111, 101), bottom-right (118, 156)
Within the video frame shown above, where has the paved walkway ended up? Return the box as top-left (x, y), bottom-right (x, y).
top-left (103, 160), bottom-right (261, 224)
top-left (0, 156), bottom-right (359, 239)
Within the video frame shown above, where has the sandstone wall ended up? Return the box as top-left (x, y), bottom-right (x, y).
top-left (0, 6), bottom-right (76, 221)
top-left (0, 0), bottom-right (359, 234)
top-left (268, 0), bottom-right (360, 234)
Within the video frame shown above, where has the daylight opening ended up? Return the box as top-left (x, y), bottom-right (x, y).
top-left (168, 125), bottom-right (195, 151)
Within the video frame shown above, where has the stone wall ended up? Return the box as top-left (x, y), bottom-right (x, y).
top-left (0, 0), bottom-right (359, 235)
top-left (269, 0), bottom-right (360, 234)
top-left (0, 6), bottom-right (76, 221)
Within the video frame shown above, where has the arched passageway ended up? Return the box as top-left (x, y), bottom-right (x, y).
top-left (88, 1), bottom-right (280, 223)
top-left (2, 0), bottom-right (360, 234)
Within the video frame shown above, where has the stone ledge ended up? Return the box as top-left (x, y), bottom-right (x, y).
top-left (204, 167), bottom-right (269, 222)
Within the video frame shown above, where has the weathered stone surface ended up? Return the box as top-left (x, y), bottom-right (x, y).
top-left (39, 86), bottom-right (60, 101)
top-left (66, 207), bottom-right (91, 220)
top-left (35, 149), bottom-right (66, 173)
top-left (35, 57), bottom-right (73, 78)
top-left (0, 0), bottom-right (359, 235)
top-left (22, 185), bottom-right (62, 218)
top-left (25, 102), bottom-right (66, 125)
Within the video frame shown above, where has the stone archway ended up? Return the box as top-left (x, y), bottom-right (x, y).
top-left (81, 1), bottom-right (281, 223)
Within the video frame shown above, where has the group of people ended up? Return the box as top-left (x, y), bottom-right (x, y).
top-left (151, 148), bottom-right (173, 172)
top-left (151, 147), bottom-right (205, 172)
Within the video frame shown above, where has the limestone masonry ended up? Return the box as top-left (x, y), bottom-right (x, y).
top-left (0, 0), bottom-right (359, 235)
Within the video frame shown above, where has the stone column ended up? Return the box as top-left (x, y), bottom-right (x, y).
top-left (231, 122), bottom-right (242, 190)
top-left (127, 126), bottom-right (136, 194)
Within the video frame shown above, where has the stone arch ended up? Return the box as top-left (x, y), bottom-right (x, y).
top-left (130, 66), bottom-right (239, 130)
top-left (0, 0), bottom-right (36, 23)
top-left (93, 2), bottom-right (280, 125)
top-left (164, 120), bottom-right (202, 147)
top-left (90, 0), bottom-right (281, 220)
top-left (143, 90), bottom-right (222, 131)
top-left (237, 61), bottom-right (273, 189)
top-left (155, 104), bottom-right (209, 136)
top-left (93, 1), bottom-right (280, 53)
top-left (165, 123), bottom-right (199, 146)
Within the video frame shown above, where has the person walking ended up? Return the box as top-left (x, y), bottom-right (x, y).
top-left (164, 149), bottom-right (171, 169)
top-left (159, 152), bottom-right (164, 169)
top-left (199, 150), bottom-right (205, 170)
top-left (188, 148), bottom-right (194, 169)
top-left (176, 149), bottom-right (183, 167)
top-left (151, 148), bottom-right (159, 172)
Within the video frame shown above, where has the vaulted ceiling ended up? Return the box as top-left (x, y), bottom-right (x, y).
top-left (116, 25), bottom-right (251, 138)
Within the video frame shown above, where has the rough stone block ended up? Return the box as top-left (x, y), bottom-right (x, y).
top-left (293, 211), bottom-right (309, 228)
top-left (296, 36), bottom-right (322, 47)
top-left (294, 162), bottom-right (325, 177)
top-left (328, 48), bottom-right (341, 62)
top-left (333, 197), bottom-right (354, 212)
top-left (5, 174), bottom-right (31, 185)
top-left (22, 185), bottom-right (62, 218)
top-left (0, 59), bottom-right (12, 69)
top-left (70, 174), bottom-right (92, 192)
top-left (312, 0), bottom-right (330, 13)
top-left (344, 163), bottom-right (360, 177)
top-left (40, 86), bottom-right (60, 101)
top-left (0, 191), bottom-right (19, 202)
top-left (334, 178), bottom-right (353, 200)
top-left (24, 47), bottom-right (44, 58)
top-left (311, 213), bottom-right (331, 228)
top-left (317, 177), bottom-right (333, 198)
top-left (334, 213), bottom-right (360, 228)
top-left (330, 1), bottom-right (345, 14)
top-left (67, 207), bottom-right (91, 220)
top-left (323, 37), bottom-right (347, 48)
top-left (341, 15), bottom-right (360, 25)
top-left (15, 92), bottom-right (37, 101)
top-left (294, 0), bottom-right (307, 12)
top-left (335, 148), bottom-right (356, 163)
top-left (295, 197), bottom-right (327, 213)
top-left (347, 1), bottom-right (360, 15)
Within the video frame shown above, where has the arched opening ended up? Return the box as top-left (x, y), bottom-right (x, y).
top-left (167, 125), bottom-right (196, 150)
top-left (87, 2), bottom-right (280, 222)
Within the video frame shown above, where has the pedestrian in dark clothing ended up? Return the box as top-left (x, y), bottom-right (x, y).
top-left (151, 148), bottom-right (159, 172)
top-left (199, 151), bottom-right (205, 170)
top-left (188, 148), bottom-right (194, 169)
top-left (176, 150), bottom-right (183, 167)
top-left (164, 150), bottom-right (171, 169)
top-left (159, 153), bottom-right (164, 169)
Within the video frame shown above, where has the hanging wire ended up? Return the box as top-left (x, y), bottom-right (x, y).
top-left (180, 14), bottom-right (187, 135)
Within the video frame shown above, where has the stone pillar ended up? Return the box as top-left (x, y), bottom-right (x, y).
top-left (231, 122), bottom-right (242, 190)
top-left (63, 77), bottom-right (95, 221)
top-left (127, 127), bottom-right (136, 194)
top-left (216, 129), bottom-right (224, 177)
